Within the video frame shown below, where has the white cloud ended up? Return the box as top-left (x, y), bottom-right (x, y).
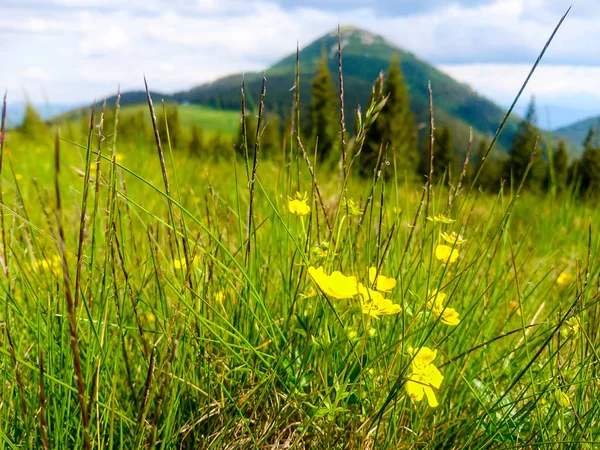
top-left (24, 67), bottom-right (53, 81)
top-left (80, 25), bottom-right (129, 57)
top-left (439, 64), bottom-right (600, 106)
top-left (0, 0), bottom-right (597, 129)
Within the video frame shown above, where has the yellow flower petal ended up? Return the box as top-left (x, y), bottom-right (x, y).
top-left (439, 308), bottom-right (460, 326)
top-left (435, 245), bottom-right (459, 264)
top-left (308, 266), bottom-right (359, 299)
top-left (405, 378), bottom-right (425, 402)
top-left (368, 267), bottom-right (397, 292)
top-left (358, 283), bottom-right (401, 317)
top-left (427, 214), bottom-right (454, 224)
top-left (288, 198), bottom-right (311, 216)
top-left (427, 290), bottom-right (460, 326)
top-left (440, 231), bottom-right (467, 245)
top-left (423, 386), bottom-right (439, 407)
top-left (557, 272), bottom-right (574, 286)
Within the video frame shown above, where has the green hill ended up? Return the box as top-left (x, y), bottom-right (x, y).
top-left (70, 26), bottom-right (523, 155)
top-left (59, 103), bottom-right (240, 138)
top-left (555, 115), bottom-right (600, 152)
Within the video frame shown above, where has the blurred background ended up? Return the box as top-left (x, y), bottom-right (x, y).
top-left (0, 1), bottom-right (590, 128)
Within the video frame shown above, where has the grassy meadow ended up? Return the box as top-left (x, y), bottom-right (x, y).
top-left (1, 67), bottom-right (600, 449)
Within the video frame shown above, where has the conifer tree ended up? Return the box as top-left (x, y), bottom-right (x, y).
top-left (433, 125), bottom-right (454, 181)
top-left (583, 126), bottom-right (595, 151)
top-left (579, 146), bottom-right (600, 197)
top-left (261, 115), bottom-right (281, 156)
top-left (363, 56), bottom-right (417, 175)
top-left (553, 139), bottom-right (569, 190)
top-left (579, 126), bottom-right (600, 197)
top-left (19, 103), bottom-right (47, 138)
top-left (506, 97), bottom-right (545, 190)
top-left (309, 50), bottom-right (338, 161)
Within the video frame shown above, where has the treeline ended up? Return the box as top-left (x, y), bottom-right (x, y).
top-left (15, 58), bottom-right (600, 198)
top-left (304, 52), bottom-right (600, 198)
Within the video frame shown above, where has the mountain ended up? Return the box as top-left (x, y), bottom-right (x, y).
top-left (555, 115), bottom-right (600, 150)
top-left (71, 26), bottom-right (522, 155)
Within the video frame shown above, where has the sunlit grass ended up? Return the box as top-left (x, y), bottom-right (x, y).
top-left (1, 113), bottom-right (598, 448)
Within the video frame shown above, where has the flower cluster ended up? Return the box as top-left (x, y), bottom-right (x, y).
top-left (307, 266), bottom-right (402, 318)
top-left (431, 215), bottom-right (466, 265)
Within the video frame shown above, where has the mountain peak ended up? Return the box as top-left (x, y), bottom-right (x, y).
top-left (271, 26), bottom-right (401, 72)
top-left (335, 25), bottom-right (381, 43)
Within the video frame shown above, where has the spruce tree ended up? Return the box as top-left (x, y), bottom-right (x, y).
top-left (261, 115), bottom-right (281, 156)
top-left (583, 126), bottom-right (595, 151)
top-left (553, 139), bottom-right (569, 191)
top-left (471, 139), bottom-right (488, 187)
top-left (309, 50), bottom-right (338, 161)
top-left (580, 146), bottom-right (600, 197)
top-left (363, 56), bottom-right (417, 175)
top-left (579, 126), bottom-right (600, 197)
top-left (433, 125), bottom-right (454, 181)
top-left (507, 97), bottom-right (545, 190)
top-left (19, 103), bottom-right (47, 139)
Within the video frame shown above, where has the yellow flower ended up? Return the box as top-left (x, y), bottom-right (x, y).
top-left (173, 255), bottom-right (198, 270)
top-left (427, 290), bottom-right (460, 326)
top-left (557, 272), bottom-right (574, 286)
top-left (435, 245), bottom-right (459, 264)
top-left (15, 173), bottom-right (23, 181)
top-left (405, 346), bottom-right (444, 407)
top-left (146, 312), bottom-right (156, 323)
top-left (508, 299), bottom-right (521, 316)
top-left (368, 267), bottom-right (397, 293)
top-left (308, 266), bottom-right (359, 299)
top-left (34, 255), bottom-right (62, 274)
top-left (427, 214), bottom-right (454, 224)
top-left (115, 153), bottom-right (125, 163)
top-left (440, 231), bottom-right (467, 246)
top-left (288, 192), bottom-right (311, 216)
top-left (392, 206), bottom-right (402, 214)
top-left (358, 283), bottom-right (401, 318)
top-left (214, 290), bottom-right (225, 302)
top-left (341, 197), bottom-right (362, 216)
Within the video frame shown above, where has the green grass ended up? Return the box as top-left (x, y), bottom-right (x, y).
top-left (1, 22), bottom-right (598, 444)
top-left (175, 104), bottom-right (239, 135)
top-left (60, 103), bottom-right (240, 140)
top-left (1, 115), bottom-right (599, 448)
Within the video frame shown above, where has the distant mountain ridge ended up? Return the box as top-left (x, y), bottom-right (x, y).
top-left (69, 26), bottom-right (524, 154)
top-left (555, 115), bottom-right (600, 150)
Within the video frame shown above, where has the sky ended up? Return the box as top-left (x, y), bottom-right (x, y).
top-left (0, 0), bottom-right (596, 129)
